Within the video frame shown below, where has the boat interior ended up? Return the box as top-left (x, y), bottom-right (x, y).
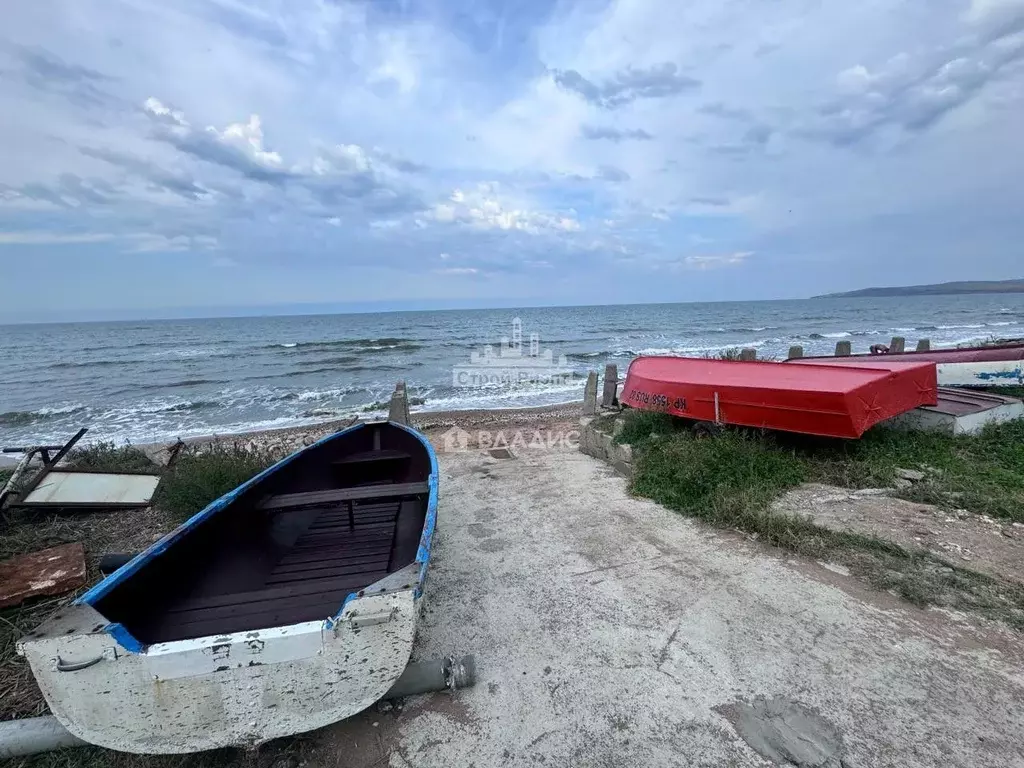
top-left (91, 423), bottom-right (432, 644)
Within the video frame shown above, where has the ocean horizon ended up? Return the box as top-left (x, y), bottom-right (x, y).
top-left (3, 293), bottom-right (1023, 447)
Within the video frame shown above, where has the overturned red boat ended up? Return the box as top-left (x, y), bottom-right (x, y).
top-left (621, 356), bottom-right (937, 439)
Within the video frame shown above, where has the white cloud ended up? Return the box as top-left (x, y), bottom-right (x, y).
top-left (684, 251), bottom-right (753, 270)
top-left (427, 184), bottom-right (581, 235)
top-left (436, 266), bottom-right (479, 275)
top-left (125, 233), bottom-right (220, 253)
top-left (0, 231), bottom-right (116, 245)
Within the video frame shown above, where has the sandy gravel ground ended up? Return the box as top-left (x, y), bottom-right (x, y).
top-left (301, 445), bottom-right (1024, 768)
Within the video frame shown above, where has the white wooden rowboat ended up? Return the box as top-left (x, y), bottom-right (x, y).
top-left (17, 421), bottom-right (438, 754)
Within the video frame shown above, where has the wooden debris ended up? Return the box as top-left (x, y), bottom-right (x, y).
top-left (0, 543), bottom-right (87, 608)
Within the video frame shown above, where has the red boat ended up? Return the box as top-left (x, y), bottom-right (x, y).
top-left (621, 356), bottom-right (938, 439)
top-left (794, 342), bottom-right (1024, 388)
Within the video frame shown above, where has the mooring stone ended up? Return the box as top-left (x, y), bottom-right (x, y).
top-left (889, 336), bottom-right (906, 354)
top-left (916, 338), bottom-right (931, 352)
top-left (788, 345), bottom-right (804, 359)
top-left (388, 381), bottom-right (410, 425)
top-left (739, 348), bottom-right (757, 361)
top-left (601, 364), bottom-right (619, 408)
top-left (583, 371), bottom-right (598, 416)
top-left (835, 341), bottom-right (852, 356)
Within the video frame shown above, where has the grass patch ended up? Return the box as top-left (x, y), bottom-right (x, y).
top-left (156, 443), bottom-right (279, 523)
top-left (622, 411), bottom-right (1024, 627)
top-left (65, 442), bottom-right (158, 473)
top-left (613, 409), bottom-right (675, 445)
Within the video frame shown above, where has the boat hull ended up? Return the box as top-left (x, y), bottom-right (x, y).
top-left (795, 343), bottom-right (1024, 388)
top-left (622, 356), bottom-right (937, 439)
top-left (18, 421), bottom-right (439, 753)
top-left (20, 592), bottom-right (418, 753)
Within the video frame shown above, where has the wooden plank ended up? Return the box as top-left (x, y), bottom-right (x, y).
top-left (165, 572), bottom-right (380, 613)
top-left (269, 552), bottom-right (388, 576)
top-left (0, 543), bottom-right (87, 608)
top-left (259, 481), bottom-right (428, 511)
top-left (331, 449), bottom-right (411, 465)
top-left (266, 561), bottom-right (389, 589)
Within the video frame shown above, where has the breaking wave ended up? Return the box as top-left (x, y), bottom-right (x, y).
top-left (0, 405), bottom-right (87, 426)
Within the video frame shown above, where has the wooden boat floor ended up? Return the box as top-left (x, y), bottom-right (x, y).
top-left (141, 497), bottom-right (418, 643)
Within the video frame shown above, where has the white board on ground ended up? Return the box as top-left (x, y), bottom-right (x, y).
top-left (22, 472), bottom-right (161, 506)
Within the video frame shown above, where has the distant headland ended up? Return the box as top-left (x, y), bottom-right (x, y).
top-left (814, 279), bottom-right (1024, 299)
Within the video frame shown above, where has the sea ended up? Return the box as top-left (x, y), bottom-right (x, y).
top-left (2, 294), bottom-right (1023, 447)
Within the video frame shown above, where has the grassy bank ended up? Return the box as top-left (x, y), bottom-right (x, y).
top-left (1, 441), bottom-right (289, 767)
top-left (621, 410), bottom-right (1024, 627)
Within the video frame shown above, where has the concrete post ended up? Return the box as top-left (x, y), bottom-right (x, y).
top-left (916, 338), bottom-right (930, 352)
top-left (388, 381), bottom-right (410, 425)
top-left (787, 346), bottom-right (804, 359)
top-left (601, 364), bottom-right (619, 408)
top-left (739, 348), bottom-right (757, 361)
top-left (583, 371), bottom-right (598, 416)
top-left (835, 341), bottom-right (852, 356)
top-left (889, 337), bottom-right (906, 354)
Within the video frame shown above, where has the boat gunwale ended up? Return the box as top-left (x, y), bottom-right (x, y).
top-left (76, 420), bottom-right (439, 653)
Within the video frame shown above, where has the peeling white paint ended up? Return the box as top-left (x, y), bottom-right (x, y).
top-left (19, 591), bottom-right (419, 753)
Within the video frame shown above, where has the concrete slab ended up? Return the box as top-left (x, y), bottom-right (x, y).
top-left (886, 387), bottom-right (1023, 435)
top-left (312, 447), bottom-right (1024, 768)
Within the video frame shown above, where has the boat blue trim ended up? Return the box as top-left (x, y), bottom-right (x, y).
top-left (77, 422), bottom-right (370, 651)
top-left (76, 420), bottom-right (438, 652)
top-left (105, 622), bottom-right (144, 653)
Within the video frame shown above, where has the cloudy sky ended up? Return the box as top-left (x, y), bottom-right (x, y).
top-left (1, 0), bottom-right (1022, 319)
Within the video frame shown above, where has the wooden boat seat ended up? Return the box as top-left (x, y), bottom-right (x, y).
top-left (258, 481), bottom-right (428, 511)
top-left (330, 449), bottom-right (411, 465)
top-left (148, 499), bottom-right (417, 641)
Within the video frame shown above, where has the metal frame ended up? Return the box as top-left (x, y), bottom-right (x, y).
top-left (2, 429), bottom-right (169, 511)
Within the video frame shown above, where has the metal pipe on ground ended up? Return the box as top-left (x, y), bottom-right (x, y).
top-left (384, 654), bottom-right (476, 699)
top-left (0, 716), bottom-right (86, 759)
top-left (0, 655), bottom-right (476, 757)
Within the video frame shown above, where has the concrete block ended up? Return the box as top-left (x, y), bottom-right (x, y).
top-left (916, 338), bottom-right (931, 352)
top-left (601, 364), bottom-right (619, 408)
top-left (787, 346), bottom-right (804, 359)
top-left (739, 348), bottom-right (757, 361)
top-left (835, 341), bottom-right (852, 357)
top-left (388, 381), bottom-right (410, 425)
top-left (889, 336), bottom-right (906, 354)
top-left (583, 371), bottom-right (598, 416)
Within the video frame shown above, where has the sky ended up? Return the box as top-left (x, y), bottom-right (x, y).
top-left (1, 0), bottom-right (1023, 320)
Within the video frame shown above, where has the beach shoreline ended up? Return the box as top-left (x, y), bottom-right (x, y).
top-left (0, 402), bottom-right (584, 467)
